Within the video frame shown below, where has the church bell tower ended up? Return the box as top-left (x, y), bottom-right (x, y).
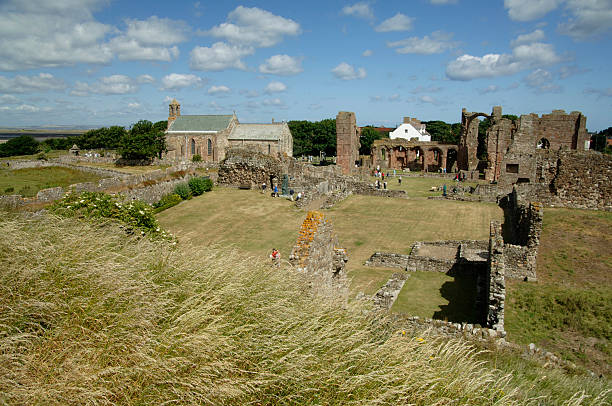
top-left (168, 98), bottom-right (181, 129)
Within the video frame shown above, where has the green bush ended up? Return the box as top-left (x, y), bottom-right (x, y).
top-left (4, 187), bottom-right (14, 193)
top-left (174, 182), bottom-right (192, 200)
top-left (51, 191), bottom-right (170, 239)
top-left (188, 177), bottom-right (212, 196)
top-left (192, 154), bottom-right (202, 162)
top-left (153, 193), bottom-right (183, 213)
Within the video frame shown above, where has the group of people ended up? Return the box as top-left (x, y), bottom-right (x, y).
top-left (262, 182), bottom-right (303, 201)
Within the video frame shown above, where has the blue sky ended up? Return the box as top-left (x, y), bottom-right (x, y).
top-left (0, 0), bottom-right (611, 130)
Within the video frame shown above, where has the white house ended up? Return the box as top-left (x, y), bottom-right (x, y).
top-left (389, 117), bottom-right (431, 142)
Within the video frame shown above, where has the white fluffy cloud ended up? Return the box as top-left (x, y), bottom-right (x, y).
top-left (208, 85), bottom-right (231, 95)
top-left (161, 73), bottom-right (205, 90)
top-left (387, 31), bottom-right (457, 54)
top-left (190, 42), bottom-right (254, 71)
top-left (504, 0), bottom-right (612, 39)
top-left (331, 62), bottom-right (366, 80)
top-left (362, 49), bottom-right (373, 57)
top-left (264, 81), bottom-right (287, 93)
top-left (259, 55), bottom-right (303, 75)
top-left (136, 74), bottom-right (155, 84)
top-left (511, 29), bottom-right (545, 47)
top-left (72, 75), bottom-right (139, 96)
top-left (504, 0), bottom-right (563, 21)
top-left (0, 1), bottom-right (189, 70)
top-left (341, 2), bottom-right (374, 19)
top-left (0, 0), bottom-right (113, 70)
top-left (209, 6), bottom-right (300, 48)
top-left (558, 0), bottom-right (612, 39)
top-left (0, 73), bottom-right (66, 94)
top-left (375, 13), bottom-right (414, 32)
top-left (446, 42), bottom-right (561, 80)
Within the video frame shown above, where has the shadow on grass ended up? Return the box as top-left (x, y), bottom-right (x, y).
top-left (433, 267), bottom-right (481, 324)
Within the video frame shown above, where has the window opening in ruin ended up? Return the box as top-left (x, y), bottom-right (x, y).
top-left (268, 144), bottom-right (271, 154)
top-left (433, 149), bottom-right (439, 160)
top-left (181, 145), bottom-right (184, 156)
top-left (537, 138), bottom-right (550, 149)
top-left (207, 139), bottom-right (212, 155)
top-left (191, 139), bottom-right (195, 155)
top-left (382, 149), bottom-right (386, 159)
top-left (506, 163), bottom-right (519, 173)
top-left (517, 178), bottom-right (530, 184)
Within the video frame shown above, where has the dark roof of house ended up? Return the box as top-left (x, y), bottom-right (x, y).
top-left (168, 115), bottom-right (233, 132)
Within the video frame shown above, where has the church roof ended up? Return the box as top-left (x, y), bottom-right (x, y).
top-left (228, 123), bottom-right (286, 141)
top-left (168, 115), bottom-right (234, 132)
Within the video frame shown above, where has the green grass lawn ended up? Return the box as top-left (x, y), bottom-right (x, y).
top-left (366, 173), bottom-right (483, 198)
top-left (391, 271), bottom-right (479, 323)
top-left (0, 166), bottom-right (104, 197)
top-left (158, 183), bottom-right (503, 297)
top-left (504, 208), bottom-right (612, 376)
top-left (0, 149), bottom-right (68, 160)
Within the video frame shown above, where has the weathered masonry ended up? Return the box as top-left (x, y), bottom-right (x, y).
top-left (165, 99), bottom-right (293, 162)
top-left (371, 138), bottom-right (458, 172)
top-left (289, 211), bottom-right (348, 298)
top-left (335, 111), bottom-right (361, 175)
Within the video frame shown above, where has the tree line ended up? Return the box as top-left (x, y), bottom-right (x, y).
top-left (0, 120), bottom-right (168, 159)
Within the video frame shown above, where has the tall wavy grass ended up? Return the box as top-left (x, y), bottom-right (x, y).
top-left (0, 213), bottom-right (609, 405)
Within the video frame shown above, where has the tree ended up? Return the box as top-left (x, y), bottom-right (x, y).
top-left (592, 127), bottom-right (612, 154)
top-left (153, 120), bottom-right (168, 133)
top-left (0, 135), bottom-right (39, 157)
top-left (423, 121), bottom-right (461, 144)
top-left (288, 119), bottom-right (336, 157)
top-left (359, 126), bottom-right (385, 155)
top-left (78, 126), bottom-right (126, 149)
top-left (118, 120), bottom-right (166, 160)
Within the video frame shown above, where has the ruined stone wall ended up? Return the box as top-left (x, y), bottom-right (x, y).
top-left (217, 148), bottom-right (285, 187)
top-left (533, 110), bottom-right (588, 151)
top-left (458, 109), bottom-right (483, 171)
top-left (289, 211), bottom-right (348, 298)
top-left (486, 221), bottom-right (506, 332)
top-left (336, 111), bottom-right (360, 175)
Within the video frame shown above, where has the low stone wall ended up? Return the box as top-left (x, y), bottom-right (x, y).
top-left (0, 161), bottom-right (198, 209)
top-left (503, 244), bottom-right (537, 281)
top-left (364, 252), bottom-right (411, 269)
top-left (373, 272), bottom-right (410, 310)
top-left (289, 211), bottom-right (348, 298)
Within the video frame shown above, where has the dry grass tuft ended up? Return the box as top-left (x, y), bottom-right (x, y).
top-left (0, 212), bottom-right (609, 405)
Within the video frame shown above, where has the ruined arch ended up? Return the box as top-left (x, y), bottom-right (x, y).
top-left (536, 137), bottom-right (550, 149)
top-left (446, 147), bottom-right (458, 173)
top-left (459, 110), bottom-right (490, 172)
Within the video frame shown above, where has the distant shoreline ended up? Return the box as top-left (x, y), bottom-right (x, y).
top-left (0, 130), bottom-right (86, 141)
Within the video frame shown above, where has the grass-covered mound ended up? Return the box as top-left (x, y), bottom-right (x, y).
top-left (0, 213), bottom-right (610, 405)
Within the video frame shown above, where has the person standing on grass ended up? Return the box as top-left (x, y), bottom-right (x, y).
top-left (262, 182), bottom-right (267, 193)
top-left (398, 175), bottom-right (402, 185)
top-left (270, 248), bottom-right (281, 265)
top-left (273, 185), bottom-right (278, 197)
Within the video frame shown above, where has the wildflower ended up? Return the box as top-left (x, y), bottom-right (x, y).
top-left (416, 337), bottom-right (425, 343)
top-left (156, 227), bottom-right (160, 232)
top-left (401, 330), bottom-right (406, 336)
top-left (139, 210), bottom-right (144, 215)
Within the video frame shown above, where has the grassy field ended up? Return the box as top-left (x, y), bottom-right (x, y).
top-left (0, 149), bottom-right (67, 160)
top-left (0, 166), bottom-right (104, 197)
top-left (158, 180), bottom-right (502, 296)
top-left (1, 212), bottom-right (610, 404)
top-left (505, 208), bottom-right (612, 376)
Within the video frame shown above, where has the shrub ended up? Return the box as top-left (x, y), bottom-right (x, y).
top-left (192, 154), bottom-right (202, 162)
top-left (188, 177), bottom-right (212, 196)
top-left (174, 182), bottom-right (192, 200)
top-left (153, 193), bottom-right (182, 213)
top-left (50, 191), bottom-right (170, 239)
top-left (36, 152), bottom-right (48, 160)
top-left (4, 187), bottom-right (14, 193)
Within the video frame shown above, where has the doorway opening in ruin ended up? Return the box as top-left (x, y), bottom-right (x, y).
top-left (446, 149), bottom-right (457, 172)
top-left (536, 138), bottom-right (550, 149)
top-left (427, 148), bottom-right (443, 172)
top-left (409, 147), bottom-right (424, 171)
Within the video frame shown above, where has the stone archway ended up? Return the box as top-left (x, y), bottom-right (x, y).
top-left (446, 148), bottom-right (458, 172)
top-left (459, 109), bottom-right (490, 171)
top-left (536, 138), bottom-right (550, 149)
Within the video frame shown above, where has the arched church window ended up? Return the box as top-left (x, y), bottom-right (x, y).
top-left (191, 139), bottom-right (196, 155)
top-left (207, 139), bottom-right (212, 155)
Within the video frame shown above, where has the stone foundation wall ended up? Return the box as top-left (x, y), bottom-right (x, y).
top-left (289, 211), bottom-right (348, 298)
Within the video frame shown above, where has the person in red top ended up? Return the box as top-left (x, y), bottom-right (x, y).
top-left (270, 248), bottom-right (281, 265)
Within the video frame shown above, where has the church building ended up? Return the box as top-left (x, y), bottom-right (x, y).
top-left (164, 99), bottom-right (293, 162)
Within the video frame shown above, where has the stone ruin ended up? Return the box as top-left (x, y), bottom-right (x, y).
top-left (363, 190), bottom-right (543, 333)
top-left (336, 111), bottom-right (360, 175)
top-left (289, 211), bottom-right (348, 298)
top-left (217, 148), bottom-right (406, 209)
top-left (371, 138), bottom-right (458, 173)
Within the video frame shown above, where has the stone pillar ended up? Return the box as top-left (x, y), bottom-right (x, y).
top-left (458, 109), bottom-right (480, 171)
top-left (336, 111), bottom-right (360, 175)
top-left (441, 149), bottom-right (447, 171)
